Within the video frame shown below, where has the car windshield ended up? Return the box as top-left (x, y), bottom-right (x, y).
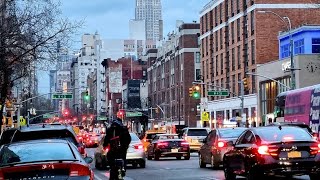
top-left (258, 127), bottom-right (313, 142)
top-left (187, 129), bottom-right (208, 136)
top-left (12, 130), bottom-right (78, 146)
top-left (0, 142), bottom-right (76, 166)
top-left (219, 128), bottom-right (246, 138)
top-left (130, 133), bottom-right (140, 141)
top-left (146, 133), bottom-right (162, 140)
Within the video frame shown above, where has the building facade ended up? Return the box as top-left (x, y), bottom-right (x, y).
top-left (102, 58), bottom-right (147, 122)
top-left (147, 22), bottom-right (201, 128)
top-left (199, 0), bottom-right (320, 126)
top-left (257, 25), bottom-right (320, 125)
top-left (135, 0), bottom-right (163, 40)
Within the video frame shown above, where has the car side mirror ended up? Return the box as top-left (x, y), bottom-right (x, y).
top-left (84, 156), bottom-right (93, 164)
top-left (227, 141), bottom-right (234, 147)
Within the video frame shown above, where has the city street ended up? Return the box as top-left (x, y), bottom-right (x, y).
top-left (86, 148), bottom-right (310, 180)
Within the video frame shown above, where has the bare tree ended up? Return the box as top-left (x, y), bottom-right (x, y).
top-left (0, 0), bottom-right (82, 130)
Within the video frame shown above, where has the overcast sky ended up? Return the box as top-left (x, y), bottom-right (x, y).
top-left (38, 0), bottom-right (209, 93)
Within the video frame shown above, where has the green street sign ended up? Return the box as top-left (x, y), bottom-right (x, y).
top-left (97, 116), bottom-right (108, 121)
top-left (126, 112), bottom-right (142, 117)
top-left (43, 114), bottom-right (54, 118)
top-left (52, 94), bottom-right (73, 99)
top-left (208, 90), bottom-right (229, 96)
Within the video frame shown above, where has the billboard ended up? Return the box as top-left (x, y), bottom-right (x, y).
top-left (109, 66), bottom-right (122, 93)
top-left (127, 80), bottom-right (141, 109)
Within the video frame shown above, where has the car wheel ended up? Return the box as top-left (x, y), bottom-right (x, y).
top-left (247, 167), bottom-right (264, 180)
top-left (224, 165), bottom-right (236, 180)
top-left (132, 163), bottom-right (138, 168)
top-left (210, 155), bottom-right (219, 169)
top-left (95, 158), bottom-right (102, 170)
top-left (310, 173), bottom-right (320, 180)
top-left (140, 161), bottom-right (146, 168)
top-left (176, 156), bottom-right (181, 160)
top-left (154, 152), bottom-right (160, 160)
top-left (184, 154), bottom-right (190, 160)
top-left (199, 154), bottom-right (206, 168)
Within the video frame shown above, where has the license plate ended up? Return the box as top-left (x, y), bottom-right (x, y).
top-left (171, 149), bottom-right (179, 152)
top-left (288, 151), bottom-right (301, 158)
top-left (192, 139), bottom-right (198, 143)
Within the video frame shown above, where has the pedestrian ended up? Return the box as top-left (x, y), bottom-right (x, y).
top-left (103, 118), bottom-right (131, 180)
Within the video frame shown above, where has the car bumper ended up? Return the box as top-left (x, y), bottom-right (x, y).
top-left (189, 144), bottom-right (201, 152)
top-left (126, 150), bottom-right (146, 161)
top-left (157, 148), bottom-right (190, 157)
top-left (257, 156), bottom-right (320, 176)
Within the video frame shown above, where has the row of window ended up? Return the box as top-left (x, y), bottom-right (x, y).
top-left (281, 38), bottom-right (320, 59)
top-left (201, 1), bottom-right (254, 34)
top-left (202, 12), bottom-right (254, 57)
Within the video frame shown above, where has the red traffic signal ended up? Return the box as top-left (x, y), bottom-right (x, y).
top-left (117, 110), bottom-right (125, 118)
top-left (63, 109), bottom-right (69, 116)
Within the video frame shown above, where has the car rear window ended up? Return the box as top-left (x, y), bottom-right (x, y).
top-left (130, 133), bottom-right (140, 141)
top-left (187, 129), bottom-right (208, 136)
top-left (258, 127), bottom-right (313, 142)
top-left (219, 128), bottom-right (246, 138)
top-left (146, 133), bottom-right (162, 140)
top-left (159, 135), bottom-right (179, 140)
top-left (11, 130), bottom-right (78, 146)
top-left (0, 142), bottom-right (75, 166)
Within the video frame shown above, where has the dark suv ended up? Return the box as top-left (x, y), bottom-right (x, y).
top-left (0, 123), bottom-right (87, 157)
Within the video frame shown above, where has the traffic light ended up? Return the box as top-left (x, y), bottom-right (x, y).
top-left (84, 90), bottom-right (90, 101)
top-left (117, 109), bottom-right (125, 119)
top-left (192, 85), bottom-right (201, 99)
top-left (63, 109), bottom-right (69, 116)
top-left (243, 78), bottom-right (249, 91)
top-left (189, 87), bottom-right (193, 97)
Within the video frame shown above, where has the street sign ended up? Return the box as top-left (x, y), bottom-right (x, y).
top-left (97, 116), bottom-right (108, 121)
top-left (43, 114), bottom-right (54, 118)
top-left (52, 94), bottom-right (73, 99)
top-left (201, 112), bottom-right (210, 122)
top-left (208, 90), bottom-right (229, 96)
top-left (126, 112), bottom-right (142, 117)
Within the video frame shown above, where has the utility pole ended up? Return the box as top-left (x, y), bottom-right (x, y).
top-left (239, 80), bottom-right (244, 127)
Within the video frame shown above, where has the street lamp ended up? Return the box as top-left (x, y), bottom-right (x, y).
top-left (258, 10), bottom-right (295, 90)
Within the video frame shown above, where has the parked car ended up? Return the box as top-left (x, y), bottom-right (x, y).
top-left (0, 139), bottom-right (94, 179)
top-left (223, 126), bottom-right (320, 180)
top-left (146, 134), bottom-right (190, 160)
top-left (199, 127), bottom-right (247, 168)
top-left (94, 133), bottom-right (146, 169)
top-left (0, 123), bottom-right (87, 157)
top-left (181, 128), bottom-right (210, 152)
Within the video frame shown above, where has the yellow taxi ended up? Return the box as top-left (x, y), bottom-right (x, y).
top-left (142, 130), bottom-right (166, 151)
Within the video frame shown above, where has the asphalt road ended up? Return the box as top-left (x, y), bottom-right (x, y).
top-left (86, 148), bottom-right (310, 180)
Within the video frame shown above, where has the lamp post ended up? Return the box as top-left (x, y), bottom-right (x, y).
top-left (258, 10), bottom-right (295, 90)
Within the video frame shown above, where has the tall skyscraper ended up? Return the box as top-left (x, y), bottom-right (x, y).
top-left (135, 0), bottom-right (163, 41)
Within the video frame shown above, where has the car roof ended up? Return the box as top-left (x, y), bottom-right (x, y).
top-left (5, 138), bottom-right (70, 147)
top-left (9, 124), bottom-right (74, 132)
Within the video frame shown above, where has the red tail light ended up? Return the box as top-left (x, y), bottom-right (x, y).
top-left (258, 145), bottom-right (278, 156)
top-left (103, 146), bottom-right (109, 152)
top-left (134, 144), bottom-right (143, 149)
top-left (217, 141), bottom-right (225, 148)
top-left (310, 143), bottom-right (320, 155)
top-left (69, 164), bottom-right (91, 177)
top-left (157, 141), bottom-right (168, 148)
top-left (0, 170), bottom-right (4, 180)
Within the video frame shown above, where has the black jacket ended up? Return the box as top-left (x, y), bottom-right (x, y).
top-left (103, 120), bottom-right (131, 151)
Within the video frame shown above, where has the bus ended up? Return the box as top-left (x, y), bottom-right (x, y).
top-left (275, 84), bottom-right (320, 136)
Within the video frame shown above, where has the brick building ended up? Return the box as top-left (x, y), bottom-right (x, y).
top-left (147, 21), bottom-right (201, 128)
top-left (200, 0), bottom-right (320, 98)
top-left (101, 58), bottom-right (147, 121)
top-left (199, 0), bottom-right (320, 126)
